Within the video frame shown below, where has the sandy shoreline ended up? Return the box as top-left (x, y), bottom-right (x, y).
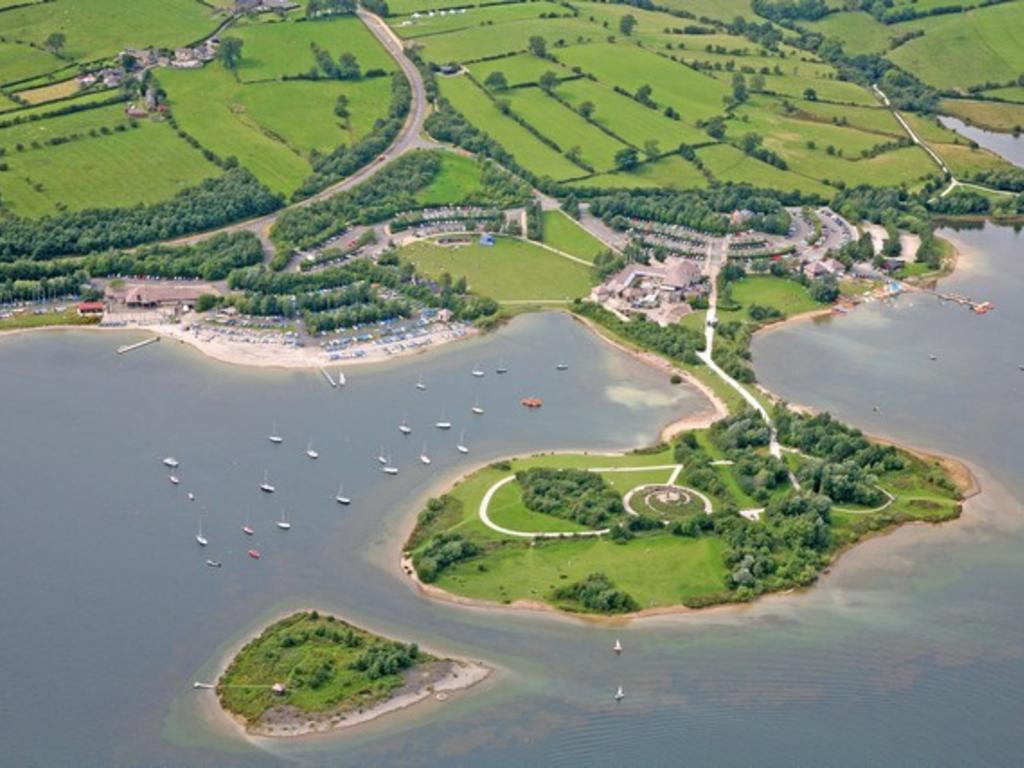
top-left (201, 607), bottom-right (491, 741)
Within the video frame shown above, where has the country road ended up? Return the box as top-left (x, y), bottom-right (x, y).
top-left (166, 10), bottom-right (436, 256)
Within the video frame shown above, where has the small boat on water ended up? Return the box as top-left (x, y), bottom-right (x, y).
top-left (613, 639), bottom-right (623, 655)
top-left (248, 549), bottom-right (261, 559)
top-left (383, 456), bottom-right (399, 475)
top-left (259, 469), bottom-right (276, 493)
top-left (377, 447), bottom-right (388, 465)
top-left (471, 364), bottom-right (485, 378)
top-left (420, 443), bottom-right (431, 465)
top-left (614, 686), bottom-right (624, 702)
top-left (415, 375), bottom-right (427, 391)
top-left (471, 397), bottom-right (484, 416)
top-left (276, 510), bottom-right (291, 530)
top-left (243, 524), bottom-right (254, 536)
top-left (456, 430), bottom-right (469, 455)
top-left (205, 559), bottom-right (222, 568)
top-left (556, 362), bottom-right (569, 371)
top-left (435, 409), bottom-right (452, 430)
top-left (195, 521), bottom-right (208, 547)
top-left (336, 482), bottom-right (351, 505)
top-left (305, 440), bottom-right (319, 460)
top-left (169, 475), bottom-right (180, 485)
top-left (521, 397), bottom-right (543, 409)
top-left (163, 457), bottom-right (179, 468)
top-left (399, 418), bottom-right (412, 435)
top-left (337, 371), bottom-right (346, 387)
top-left (929, 354), bottom-right (938, 361)
top-left (193, 682), bottom-right (215, 690)
top-left (496, 359), bottom-right (508, 374)
top-left (187, 492), bottom-right (195, 501)
top-left (268, 423), bottom-right (283, 444)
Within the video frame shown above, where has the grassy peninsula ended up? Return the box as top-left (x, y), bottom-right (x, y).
top-left (218, 611), bottom-right (487, 736)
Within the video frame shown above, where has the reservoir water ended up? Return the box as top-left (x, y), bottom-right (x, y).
top-left (3, 222), bottom-right (1024, 766)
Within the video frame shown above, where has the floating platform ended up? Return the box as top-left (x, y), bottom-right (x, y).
top-left (117, 336), bottom-right (160, 355)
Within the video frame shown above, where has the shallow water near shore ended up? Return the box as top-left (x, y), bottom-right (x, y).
top-left (3, 224), bottom-right (1024, 765)
top-left (939, 115), bottom-right (1024, 168)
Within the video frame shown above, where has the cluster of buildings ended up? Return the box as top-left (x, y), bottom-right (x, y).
top-left (593, 257), bottom-right (708, 326)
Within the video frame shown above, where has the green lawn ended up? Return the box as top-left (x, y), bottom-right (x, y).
top-left (0, 41), bottom-right (65, 86)
top-left (939, 98), bottom-right (1024, 134)
top-left (800, 11), bottom-right (896, 55)
top-left (414, 152), bottom-right (485, 205)
top-left (726, 275), bottom-right (826, 319)
top-left (540, 210), bottom-right (608, 262)
top-left (697, 143), bottom-right (832, 197)
top-left (0, 308), bottom-right (101, 330)
top-left (400, 236), bottom-right (596, 302)
top-left (409, 16), bottom-right (602, 63)
top-left (575, 154), bottom-right (709, 190)
top-left (218, 611), bottom-right (430, 724)
top-left (438, 74), bottom-right (584, 180)
top-left (486, 480), bottom-right (593, 534)
top-left (395, 1), bottom-right (567, 39)
top-left (469, 54), bottom-right (572, 88)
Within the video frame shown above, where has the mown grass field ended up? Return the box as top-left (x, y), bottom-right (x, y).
top-left (696, 144), bottom-right (832, 197)
top-left (0, 308), bottom-right (101, 330)
top-left (801, 12), bottom-right (895, 55)
top-left (233, 15), bottom-right (394, 82)
top-left (0, 112), bottom-right (221, 216)
top-left (540, 210), bottom-right (607, 262)
top-left (940, 98), bottom-right (1024, 134)
top-left (720, 275), bottom-right (826, 320)
top-left (439, 74), bottom-right (584, 180)
top-left (395, 1), bottom-right (566, 39)
top-left (414, 152), bottom-right (485, 205)
top-left (468, 54), bottom-right (571, 87)
top-left (0, 41), bottom-right (64, 87)
top-left (406, 16), bottom-right (601, 63)
top-left (399, 236), bottom-right (596, 302)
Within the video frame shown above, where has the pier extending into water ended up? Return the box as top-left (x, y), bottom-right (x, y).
top-left (116, 336), bottom-right (160, 355)
top-left (319, 367), bottom-right (337, 388)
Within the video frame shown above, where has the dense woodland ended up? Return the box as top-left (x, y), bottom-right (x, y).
top-left (517, 467), bottom-right (626, 527)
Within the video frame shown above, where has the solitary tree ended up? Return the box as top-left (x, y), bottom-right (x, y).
top-left (614, 146), bottom-right (639, 170)
top-left (635, 83), bottom-right (653, 105)
top-left (803, 87), bottom-right (818, 101)
top-left (44, 32), bottom-right (66, 55)
top-left (643, 139), bottom-right (660, 159)
top-left (217, 37), bottom-right (244, 71)
top-left (334, 93), bottom-right (350, 123)
top-left (539, 70), bottom-right (559, 93)
top-left (619, 14), bottom-right (637, 35)
top-left (336, 52), bottom-right (360, 80)
top-left (528, 35), bottom-right (547, 58)
top-left (731, 73), bottom-right (748, 103)
top-left (483, 70), bottom-right (508, 91)
top-left (579, 100), bottom-right (595, 119)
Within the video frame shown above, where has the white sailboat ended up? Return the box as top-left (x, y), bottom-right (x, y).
top-left (471, 364), bottom-right (485, 378)
top-left (337, 371), bottom-right (346, 386)
top-left (163, 457), bottom-right (179, 468)
top-left (169, 475), bottom-right (180, 485)
top-left (456, 430), bottom-right (469, 454)
top-left (305, 440), bottom-right (319, 459)
top-left (415, 375), bottom-right (427, 391)
top-left (435, 409), bottom-right (452, 430)
top-left (496, 358), bottom-right (508, 374)
top-left (377, 447), bottom-right (388, 465)
top-left (614, 686), bottom-right (624, 701)
top-left (399, 417), bottom-right (412, 435)
top-left (187, 492), bottom-right (195, 501)
top-left (259, 469), bottom-right (276, 493)
top-left (556, 362), bottom-right (569, 371)
top-left (419, 443), bottom-right (431, 465)
top-left (195, 520), bottom-right (208, 547)
top-left (276, 509), bottom-right (291, 530)
top-left (268, 423), bottom-right (283, 444)
top-left (471, 397), bottom-right (484, 415)
top-left (613, 639), bottom-right (623, 655)
top-left (383, 455), bottom-right (399, 475)
top-left (335, 482), bottom-right (351, 505)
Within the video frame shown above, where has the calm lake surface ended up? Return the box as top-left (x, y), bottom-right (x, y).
top-left (3, 225), bottom-right (1024, 766)
top-left (939, 115), bottom-right (1024, 168)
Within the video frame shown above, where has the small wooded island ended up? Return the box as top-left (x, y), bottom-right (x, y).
top-left (217, 611), bottom-right (488, 737)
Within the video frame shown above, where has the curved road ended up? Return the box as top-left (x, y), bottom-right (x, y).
top-left (168, 10), bottom-right (436, 255)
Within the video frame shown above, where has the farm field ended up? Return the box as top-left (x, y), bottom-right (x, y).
top-left (933, 142), bottom-right (1022, 178)
top-left (939, 99), bottom-right (1024, 134)
top-left (760, 73), bottom-right (878, 106)
top-left (800, 12), bottom-right (895, 54)
top-left (232, 15), bottom-right (394, 82)
top-left (540, 210), bottom-right (608, 262)
top-left (980, 87), bottom-right (1024, 106)
top-left (394, 1), bottom-right (567, 39)
top-left (0, 42), bottom-right (64, 87)
top-left (555, 43), bottom-right (731, 125)
top-left (574, 154), bottom-right (709, 190)
top-left (696, 144), bottom-right (832, 197)
top-left (502, 87), bottom-right (626, 171)
top-left (0, 117), bottom-right (221, 217)
top-left (414, 152), bottom-right (486, 206)
top-left (886, 3), bottom-right (1024, 90)
top-left (439, 74), bottom-right (584, 181)
top-left (468, 55), bottom-right (571, 88)
top-left (404, 16), bottom-right (601, 64)
top-left (399, 236), bottom-right (596, 302)
top-left (553, 77), bottom-right (708, 148)
top-left (0, 0), bottom-right (219, 70)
